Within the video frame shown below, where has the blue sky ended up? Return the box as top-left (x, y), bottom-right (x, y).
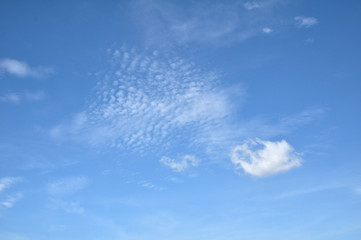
top-left (1, 0), bottom-right (361, 239)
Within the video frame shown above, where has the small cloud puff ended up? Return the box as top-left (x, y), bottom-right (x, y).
top-left (294, 16), bottom-right (318, 28)
top-left (160, 155), bottom-right (200, 172)
top-left (244, 1), bottom-right (262, 10)
top-left (231, 138), bottom-right (302, 177)
top-left (262, 27), bottom-right (273, 34)
top-left (0, 58), bottom-right (53, 78)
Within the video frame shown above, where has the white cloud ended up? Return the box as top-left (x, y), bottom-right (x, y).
top-left (50, 199), bottom-right (85, 214)
top-left (0, 93), bottom-right (21, 104)
top-left (274, 185), bottom-right (343, 200)
top-left (130, 0), bottom-right (282, 46)
top-left (0, 177), bottom-right (23, 209)
top-left (262, 27), bottom-right (273, 33)
top-left (294, 16), bottom-right (318, 28)
top-left (47, 176), bottom-right (89, 195)
top-left (0, 177), bottom-right (22, 194)
top-left (160, 155), bottom-right (200, 172)
top-left (231, 138), bottom-right (302, 177)
top-left (1, 193), bottom-right (22, 208)
top-left (244, 1), bottom-right (261, 10)
top-left (0, 91), bottom-right (45, 104)
top-left (138, 180), bottom-right (164, 191)
top-left (0, 58), bottom-right (52, 78)
top-left (51, 48), bottom-right (232, 153)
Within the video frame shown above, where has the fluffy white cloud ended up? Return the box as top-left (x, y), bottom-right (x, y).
top-left (231, 138), bottom-right (302, 177)
top-left (160, 155), bottom-right (200, 172)
top-left (47, 176), bottom-right (89, 195)
top-left (294, 16), bottom-right (318, 28)
top-left (0, 58), bottom-right (52, 78)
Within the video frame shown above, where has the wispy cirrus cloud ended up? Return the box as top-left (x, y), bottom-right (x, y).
top-left (47, 176), bottom-right (89, 196)
top-left (130, 0), bottom-right (283, 46)
top-left (138, 180), bottom-right (164, 191)
top-left (1, 193), bottom-right (23, 208)
top-left (294, 16), bottom-right (318, 28)
top-left (0, 177), bottom-right (23, 209)
top-left (0, 91), bottom-right (45, 104)
top-left (160, 155), bottom-right (200, 172)
top-left (0, 177), bottom-right (22, 194)
top-left (194, 107), bottom-right (324, 160)
top-left (0, 58), bottom-right (53, 78)
top-left (231, 138), bottom-right (302, 177)
top-left (49, 199), bottom-right (85, 214)
top-left (0, 93), bottom-right (21, 104)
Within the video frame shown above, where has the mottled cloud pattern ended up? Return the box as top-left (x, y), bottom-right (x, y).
top-left (160, 155), bottom-right (200, 172)
top-left (51, 48), bottom-right (230, 153)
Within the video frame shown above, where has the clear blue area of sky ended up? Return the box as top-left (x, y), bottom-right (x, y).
top-left (0, 1), bottom-right (361, 240)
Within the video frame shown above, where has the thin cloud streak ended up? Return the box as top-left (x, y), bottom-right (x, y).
top-left (0, 58), bottom-right (53, 78)
top-left (47, 176), bottom-right (89, 196)
top-left (1, 193), bottom-right (23, 208)
top-left (0, 177), bottom-right (22, 194)
top-left (294, 16), bottom-right (318, 28)
top-left (0, 91), bottom-right (45, 104)
top-left (130, 0), bottom-right (284, 46)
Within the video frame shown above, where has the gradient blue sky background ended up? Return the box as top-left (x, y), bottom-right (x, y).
top-left (1, 1), bottom-right (361, 239)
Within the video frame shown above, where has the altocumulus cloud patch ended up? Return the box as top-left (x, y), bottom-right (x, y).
top-left (231, 138), bottom-right (302, 177)
top-left (51, 48), bottom-right (231, 153)
top-left (160, 155), bottom-right (200, 172)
